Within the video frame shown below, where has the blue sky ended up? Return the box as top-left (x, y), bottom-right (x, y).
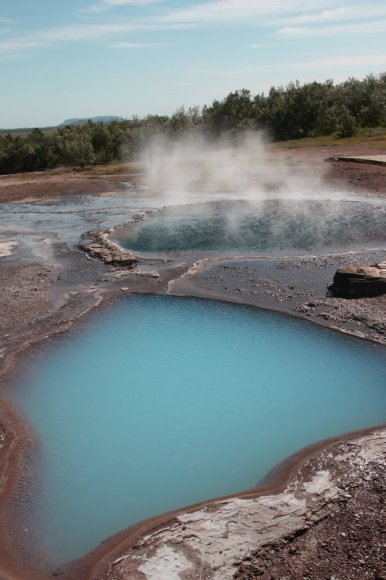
top-left (1, 0), bottom-right (386, 128)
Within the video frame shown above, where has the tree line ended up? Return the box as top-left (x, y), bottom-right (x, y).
top-left (1, 73), bottom-right (385, 174)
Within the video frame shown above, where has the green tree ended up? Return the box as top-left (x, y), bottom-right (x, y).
top-left (203, 89), bottom-right (256, 136)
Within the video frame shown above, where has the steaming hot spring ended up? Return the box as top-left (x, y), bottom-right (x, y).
top-left (110, 136), bottom-right (386, 257)
top-left (111, 197), bottom-right (386, 257)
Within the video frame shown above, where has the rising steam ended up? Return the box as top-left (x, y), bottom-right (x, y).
top-left (140, 131), bottom-right (329, 206)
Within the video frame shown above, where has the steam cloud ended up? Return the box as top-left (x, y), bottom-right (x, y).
top-left (141, 131), bottom-right (330, 206)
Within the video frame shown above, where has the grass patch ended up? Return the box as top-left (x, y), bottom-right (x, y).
top-left (272, 128), bottom-right (386, 150)
top-left (76, 162), bottom-right (144, 175)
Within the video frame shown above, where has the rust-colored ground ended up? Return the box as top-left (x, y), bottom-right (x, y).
top-left (0, 142), bottom-right (385, 203)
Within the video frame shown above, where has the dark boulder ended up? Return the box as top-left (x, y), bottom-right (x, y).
top-left (329, 264), bottom-right (386, 298)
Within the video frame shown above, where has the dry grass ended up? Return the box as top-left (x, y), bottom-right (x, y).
top-left (75, 162), bottom-right (144, 175)
top-left (272, 128), bottom-right (386, 150)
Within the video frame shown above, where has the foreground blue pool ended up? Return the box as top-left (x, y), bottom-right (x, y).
top-left (8, 295), bottom-right (386, 564)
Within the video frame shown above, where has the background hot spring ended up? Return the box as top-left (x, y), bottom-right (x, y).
top-left (114, 199), bottom-right (386, 255)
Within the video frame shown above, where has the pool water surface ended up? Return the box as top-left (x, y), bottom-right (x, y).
top-left (115, 198), bottom-right (386, 255)
top-left (8, 295), bottom-right (386, 563)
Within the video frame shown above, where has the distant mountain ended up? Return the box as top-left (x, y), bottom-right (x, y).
top-left (60, 116), bottom-right (123, 126)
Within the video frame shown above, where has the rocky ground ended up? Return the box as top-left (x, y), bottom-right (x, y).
top-left (168, 250), bottom-right (386, 345)
top-left (0, 144), bottom-right (385, 579)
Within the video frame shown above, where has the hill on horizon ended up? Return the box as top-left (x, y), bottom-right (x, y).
top-left (60, 116), bottom-right (123, 126)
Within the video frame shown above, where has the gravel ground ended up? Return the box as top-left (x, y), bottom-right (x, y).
top-left (168, 250), bottom-right (386, 345)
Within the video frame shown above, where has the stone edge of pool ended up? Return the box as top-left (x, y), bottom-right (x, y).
top-left (0, 222), bottom-right (386, 578)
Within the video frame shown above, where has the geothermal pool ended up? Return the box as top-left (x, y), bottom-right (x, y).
top-left (115, 198), bottom-right (386, 254)
top-left (8, 296), bottom-right (386, 564)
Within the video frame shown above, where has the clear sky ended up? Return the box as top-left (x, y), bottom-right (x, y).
top-left (1, 0), bottom-right (386, 128)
